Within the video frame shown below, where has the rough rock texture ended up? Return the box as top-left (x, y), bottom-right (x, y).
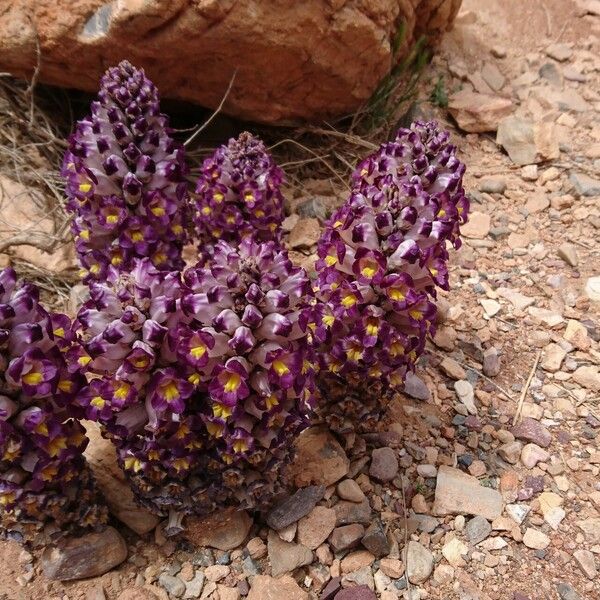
top-left (0, 0), bottom-right (462, 124)
top-left (183, 509), bottom-right (253, 551)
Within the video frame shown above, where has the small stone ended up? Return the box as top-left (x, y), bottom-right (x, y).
top-left (483, 347), bottom-right (501, 377)
top-left (320, 577), bottom-right (341, 600)
top-left (405, 541), bottom-right (434, 584)
top-left (185, 509), bottom-right (252, 551)
top-left (246, 537), bottom-right (267, 560)
top-left (570, 173), bottom-right (600, 197)
top-left (479, 178), bottom-right (506, 194)
top-left (379, 558), bottom-right (404, 579)
top-left (545, 43), bottom-right (573, 61)
top-left (297, 506), bottom-right (336, 550)
top-left (527, 307), bottom-right (563, 328)
top-left (440, 357), bottom-right (466, 380)
top-left (337, 479), bottom-right (365, 503)
top-left (334, 499), bottom-right (372, 526)
top-left (41, 526), bottom-right (127, 581)
top-left (403, 371), bottom-right (431, 401)
top-left (544, 506), bottom-right (565, 530)
top-left (576, 518), bottom-right (600, 543)
top-left (433, 466), bottom-right (503, 520)
top-left (159, 574), bottom-right (186, 598)
top-left (334, 586), bottom-right (377, 600)
top-left (541, 343), bottom-right (567, 373)
top-left (247, 575), bottom-right (308, 600)
top-left (557, 583), bottom-right (583, 600)
top-left (448, 90), bottom-right (513, 133)
top-left (369, 447), bottom-right (398, 482)
top-left (329, 524), bottom-right (365, 552)
top-left (522, 528), bottom-right (550, 550)
top-left (573, 365), bottom-right (600, 391)
top-left (525, 192), bottom-right (550, 213)
top-left (279, 522), bottom-right (297, 542)
top-left (267, 530), bottom-right (312, 577)
top-left (340, 550), bottom-right (375, 573)
top-left (433, 564), bottom-right (455, 584)
top-left (290, 427), bottom-right (349, 487)
top-left (465, 516), bottom-right (492, 544)
top-left (511, 418), bottom-right (552, 448)
top-left (497, 116), bottom-right (536, 166)
top-left (520, 443), bottom-right (549, 469)
top-left (361, 520), bottom-right (390, 558)
top-left (557, 243), bottom-right (578, 267)
top-left (563, 320), bottom-right (591, 350)
top-left (184, 572), bottom-right (205, 599)
top-left (499, 441), bottom-right (522, 464)
top-left (267, 485), bottom-right (326, 530)
top-left (585, 277), bottom-right (600, 302)
top-left (442, 538), bottom-right (468, 567)
top-left (217, 586), bottom-right (240, 600)
top-left (461, 211), bottom-right (491, 239)
top-left (454, 379), bottom-right (477, 415)
top-left (205, 565), bottom-right (230, 582)
top-left (521, 165), bottom-right (538, 181)
top-left (573, 549), bottom-right (597, 580)
top-left (288, 218), bottom-right (320, 248)
top-left (416, 464), bottom-right (437, 478)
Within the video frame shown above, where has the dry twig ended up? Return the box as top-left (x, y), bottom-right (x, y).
top-left (513, 350), bottom-right (542, 426)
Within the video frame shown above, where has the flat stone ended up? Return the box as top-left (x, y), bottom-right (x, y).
top-left (527, 307), bottom-right (564, 328)
top-left (159, 574), bottom-right (185, 598)
top-left (525, 191), bottom-right (551, 213)
top-left (405, 541), bottom-right (434, 584)
top-left (247, 575), bottom-right (308, 600)
top-left (497, 288), bottom-right (535, 310)
top-left (267, 530), bottom-right (312, 577)
top-left (334, 499), bottom-right (372, 526)
top-left (541, 343), bottom-right (567, 373)
top-left (576, 518), bottom-right (600, 543)
top-left (297, 506), bottom-right (336, 550)
top-left (499, 441), bottom-right (522, 464)
top-left (379, 558), bottom-right (404, 579)
top-left (497, 116), bottom-right (537, 166)
top-left (481, 63), bottom-right (505, 91)
top-left (479, 177), bottom-right (506, 194)
top-left (288, 218), bottom-right (321, 249)
top-left (320, 577), bottom-right (341, 600)
top-left (465, 516), bottom-right (491, 545)
top-left (361, 520), bottom-right (390, 558)
top-left (337, 479), bottom-right (366, 503)
top-left (544, 506), bottom-right (565, 530)
top-left (511, 418), bottom-right (552, 448)
top-left (483, 347), bottom-right (501, 377)
top-left (183, 572), bottom-right (205, 599)
top-left (442, 538), bottom-right (468, 567)
top-left (520, 443), bottom-right (549, 469)
top-left (290, 427), bottom-right (349, 487)
top-left (455, 380), bottom-right (477, 415)
top-left (461, 211), bottom-right (491, 239)
top-left (557, 582), bottom-right (583, 600)
top-left (267, 485), bottom-right (325, 530)
top-left (329, 524), bottom-right (365, 552)
top-left (440, 357), bottom-right (466, 379)
top-left (570, 173), bottom-right (600, 197)
top-left (448, 90), bottom-right (513, 133)
top-left (184, 509), bottom-right (252, 551)
top-left (204, 565), bottom-right (230, 582)
top-left (573, 549), bottom-right (597, 580)
top-left (433, 466), bottom-right (503, 520)
top-left (545, 43), bottom-right (573, 61)
top-left (369, 447), bottom-right (398, 482)
top-left (585, 277), bottom-right (600, 302)
top-left (41, 527), bottom-right (127, 581)
top-left (334, 586), bottom-right (377, 600)
top-left (573, 365), bottom-right (600, 391)
top-left (340, 550), bottom-right (375, 573)
top-left (557, 243), bottom-right (578, 267)
top-left (403, 371), bottom-right (431, 401)
top-left (563, 320), bottom-right (591, 350)
top-left (523, 528), bottom-right (550, 550)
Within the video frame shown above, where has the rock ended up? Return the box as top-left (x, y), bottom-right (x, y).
top-left (454, 380), bottom-right (477, 415)
top-left (497, 288), bottom-right (535, 310)
top-left (288, 218), bottom-right (320, 249)
top-left (527, 307), bottom-right (563, 328)
top-left (447, 90), bottom-right (513, 132)
top-left (522, 528), bottom-right (550, 550)
top-left (290, 427), bottom-right (349, 487)
top-left (340, 550), bottom-right (375, 573)
top-left (576, 518), bottom-right (600, 543)
top-left (440, 357), bottom-right (466, 379)
top-left (585, 277), bottom-right (600, 301)
top-left (570, 173), bottom-right (600, 197)
top-left (159, 574), bottom-right (186, 598)
top-left (525, 193), bottom-right (550, 214)
top-left (405, 541), bottom-right (434, 584)
top-left (183, 572), bottom-right (205, 599)
top-left (479, 178), bottom-right (506, 194)
top-left (545, 43), bottom-right (573, 61)
top-left (511, 418), bottom-right (552, 448)
top-left (506, 504), bottom-right (530, 525)
top-left (465, 516), bottom-right (491, 544)
top-left (496, 116), bottom-right (537, 166)
top-left (369, 447), bottom-right (398, 482)
top-left (441, 538), bottom-right (468, 567)
top-left (217, 587), bottom-right (240, 600)
top-left (557, 583), bottom-right (583, 600)
top-left (534, 122), bottom-right (559, 161)
top-left (118, 590), bottom-right (160, 600)
top-left (247, 575), bottom-right (308, 600)
top-left (329, 524), bottom-right (365, 552)
top-left (573, 366), bottom-right (600, 391)
top-left (403, 372), bottom-right (431, 401)
top-left (380, 558), bottom-right (404, 579)
top-left (41, 526), bottom-right (127, 581)
top-left (87, 585), bottom-right (107, 600)
top-left (267, 530), bottom-right (312, 577)
top-left (460, 211), bottom-right (491, 239)
top-left (520, 444), bottom-right (549, 469)
top-left (573, 549), bottom-right (597, 579)
top-left (480, 62), bottom-right (505, 91)
top-left (320, 578), bottom-right (342, 600)
top-left (334, 499), bottom-right (372, 526)
top-left (483, 347), bottom-right (501, 377)
top-left (334, 587), bottom-right (377, 600)
top-left (481, 298), bottom-right (501, 317)
top-left (433, 466), bottom-right (503, 520)
top-left (337, 479), bottom-right (366, 503)
top-left (563, 320), bottom-right (591, 350)
top-left (267, 485), bottom-right (325, 530)
top-left (521, 165), bottom-right (538, 181)
top-left (297, 506), bottom-right (336, 550)
top-left (0, 175), bottom-right (75, 272)
top-left (499, 441), bottom-right (522, 464)
top-left (0, 0), bottom-right (461, 125)
top-left (557, 243), bottom-right (578, 267)
top-left (540, 343), bottom-right (566, 373)
top-left (84, 423), bottom-right (160, 535)
top-left (205, 565), bottom-right (230, 582)
top-left (361, 520), bottom-right (390, 558)
top-left (184, 509), bottom-right (252, 550)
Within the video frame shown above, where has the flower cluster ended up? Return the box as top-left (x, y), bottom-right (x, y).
top-left (193, 132), bottom-right (285, 261)
top-left (312, 121), bottom-right (468, 429)
top-left (62, 60), bottom-right (188, 283)
top-left (0, 268), bottom-right (107, 544)
top-left (75, 244), bottom-right (315, 522)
